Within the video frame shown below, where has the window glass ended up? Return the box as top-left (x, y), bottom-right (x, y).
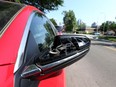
top-left (0, 1), bottom-right (24, 34)
top-left (30, 13), bottom-right (55, 52)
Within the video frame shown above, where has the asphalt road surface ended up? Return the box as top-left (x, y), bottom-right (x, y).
top-left (66, 40), bottom-right (116, 87)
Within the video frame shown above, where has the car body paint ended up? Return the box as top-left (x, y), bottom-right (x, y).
top-left (0, 64), bottom-right (14, 87)
top-left (0, 5), bottom-right (65, 87)
top-left (0, 6), bottom-right (39, 65)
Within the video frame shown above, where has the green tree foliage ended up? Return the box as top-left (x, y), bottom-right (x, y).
top-left (20, 0), bottom-right (64, 12)
top-left (50, 18), bottom-right (57, 26)
top-left (110, 22), bottom-right (116, 35)
top-left (5, 0), bottom-right (20, 2)
top-left (6, 0), bottom-right (64, 12)
top-left (100, 21), bottom-right (116, 35)
top-left (63, 10), bottom-right (78, 32)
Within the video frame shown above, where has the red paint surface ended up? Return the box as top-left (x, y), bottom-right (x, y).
top-left (0, 6), bottom-right (39, 87)
top-left (0, 6), bottom-right (39, 65)
top-left (39, 70), bottom-right (66, 87)
top-left (0, 64), bottom-right (14, 87)
top-left (0, 5), bottom-right (66, 87)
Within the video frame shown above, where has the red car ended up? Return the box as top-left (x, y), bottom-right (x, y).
top-left (0, 1), bottom-right (90, 87)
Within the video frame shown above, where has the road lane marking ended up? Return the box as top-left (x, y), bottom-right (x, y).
top-left (104, 46), bottom-right (116, 51)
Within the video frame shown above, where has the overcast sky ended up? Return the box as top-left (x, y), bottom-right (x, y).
top-left (47, 0), bottom-right (116, 26)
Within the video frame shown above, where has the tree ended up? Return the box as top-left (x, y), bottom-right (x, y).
top-left (109, 22), bottom-right (116, 35)
top-left (63, 10), bottom-right (78, 32)
top-left (99, 21), bottom-right (116, 35)
top-left (21, 0), bottom-right (64, 12)
top-left (50, 18), bottom-right (57, 26)
top-left (5, 0), bottom-right (64, 12)
top-left (99, 21), bottom-right (110, 33)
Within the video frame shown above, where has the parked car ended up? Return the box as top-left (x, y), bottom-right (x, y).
top-left (0, 1), bottom-right (90, 87)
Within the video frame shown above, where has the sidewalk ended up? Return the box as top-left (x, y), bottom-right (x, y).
top-left (91, 39), bottom-right (116, 48)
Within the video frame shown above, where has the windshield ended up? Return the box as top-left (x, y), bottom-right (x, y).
top-left (0, 1), bottom-right (24, 35)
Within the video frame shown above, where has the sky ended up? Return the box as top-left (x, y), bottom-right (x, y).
top-left (46, 0), bottom-right (116, 26)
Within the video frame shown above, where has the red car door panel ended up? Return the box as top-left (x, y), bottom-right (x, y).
top-left (0, 64), bottom-right (14, 87)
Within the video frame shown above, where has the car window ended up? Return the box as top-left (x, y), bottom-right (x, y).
top-left (30, 13), bottom-right (55, 52)
top-left (24, 12), bottom-right (55, 63)
top-left (0, 1), bottom-right (24, 35)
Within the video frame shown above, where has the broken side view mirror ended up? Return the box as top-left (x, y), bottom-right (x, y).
top-left (21, 34), bottom-right (91, 80)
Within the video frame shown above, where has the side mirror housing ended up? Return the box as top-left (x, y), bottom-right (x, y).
top-left (21, 34), bottom-right (91, 80)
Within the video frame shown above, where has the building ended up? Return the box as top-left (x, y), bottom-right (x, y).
top-left (78, 26), bottom-right (95, 34)
top-left (85, 27), bottom-right (96, 33)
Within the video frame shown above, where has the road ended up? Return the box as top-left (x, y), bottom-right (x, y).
top-left (66, 40), bottom-right (116, 87)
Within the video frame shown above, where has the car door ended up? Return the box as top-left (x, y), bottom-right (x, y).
top-left (14, 12), bottom-right (57, 87)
